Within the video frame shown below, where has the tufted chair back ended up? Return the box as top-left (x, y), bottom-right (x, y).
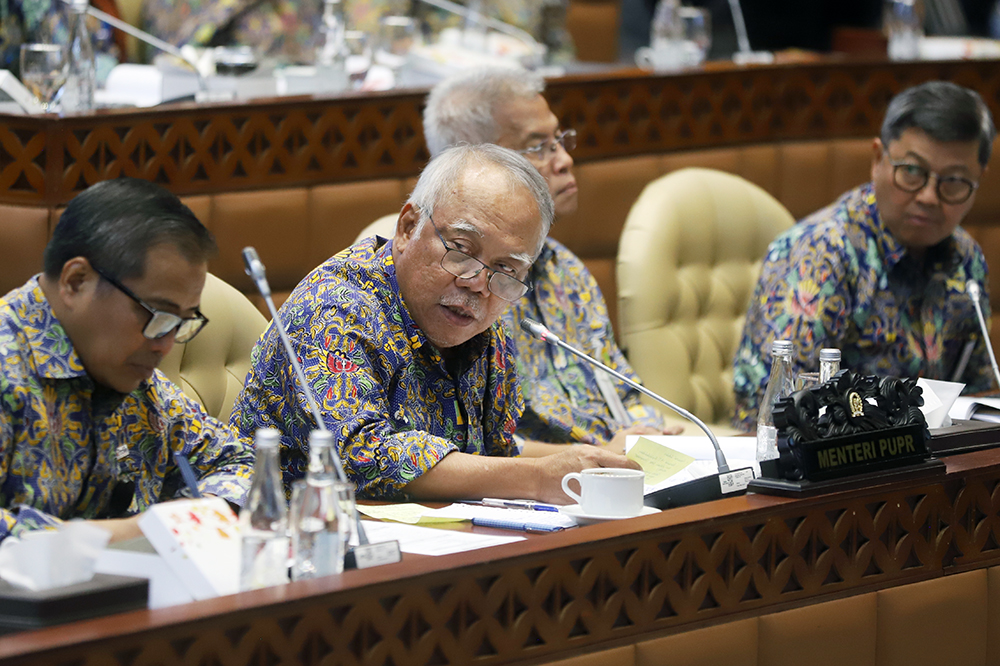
top-left (353, 213), bottom-right (399, 246)
top-left (160, 273), bottom-right (268, 423)
top-left (617, 168), bottom-right (795, 426)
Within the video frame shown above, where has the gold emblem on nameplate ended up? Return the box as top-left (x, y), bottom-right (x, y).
top-left (849, 391), bottom-right (864, 417)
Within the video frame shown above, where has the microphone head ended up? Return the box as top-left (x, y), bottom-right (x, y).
top-left (242, 246), bottom-right (271, 298)
top-left (520, 318), bottom-right (547, 339)
top-left (967, 280), bottom-right (982, 299)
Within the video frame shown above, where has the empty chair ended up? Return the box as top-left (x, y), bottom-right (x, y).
top-left (616, 168), bottom-right (795, 426)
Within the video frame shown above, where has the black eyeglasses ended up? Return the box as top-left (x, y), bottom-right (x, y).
top-left (428, 216), bottom-right (531, 302)
top-left (517, 129), bottom-right (577, 165)
top-left (889, 159), bottom-right (979, 205)
top-left (93, 267), bottom-right (209, 343)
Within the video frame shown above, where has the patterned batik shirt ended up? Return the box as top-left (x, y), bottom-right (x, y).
top-left (230, 237), bottom-right (522, 500)
top-left (0, 278), bottom-right (254, 541)
top-left (503, 238), bottom-right (666, 444)
top-left (732, 182), bottom-right (992, 431)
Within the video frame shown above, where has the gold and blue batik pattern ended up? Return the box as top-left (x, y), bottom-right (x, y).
top-left (230, 237), bottom-right (522, 500)
top-left (0, 278), bottom-right (254, 541)
top-left (503, 238), bottom-right (666, 444)
top-left (732, 182), bottom-right (992, 431)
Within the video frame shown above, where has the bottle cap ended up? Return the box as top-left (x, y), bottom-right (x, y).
top-left (69, 0), bottom-right (89, 10)
top-left (771, 340), bottom-right (793, 355)
top-left (255, 427), bottom-right (280, 447)
top-left (819, 348), bottom-right (841, 363)
top-left (308, 429), bottom-right (335, 447)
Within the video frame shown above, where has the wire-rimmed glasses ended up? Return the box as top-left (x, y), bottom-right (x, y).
top-left (428, 216), bottom-right (531, 302)
top-left (517, 129), bottom-right (577, 165)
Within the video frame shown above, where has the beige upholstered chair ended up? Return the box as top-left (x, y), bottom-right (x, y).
top-left (160, 273), bottom-right (268, 422)
top-left (617, 168), bottom-right (795, 426)
top-left (353, 213), bottom-right (398, 245)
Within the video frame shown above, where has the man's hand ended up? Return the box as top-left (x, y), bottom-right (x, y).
top-left (604, 423), bottom-right (682, 454)
top-left (527, 446), bottom-right (641, 504)
top-left (86, 515), bottom-right (143, 543)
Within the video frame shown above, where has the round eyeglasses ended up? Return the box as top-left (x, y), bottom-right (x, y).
top-left (517, 129), bottom-right (577, 165)
top-left (94, 267), bottom-right (209, 343)
top-left (428, 217), bottom-right (531, 302)
top-left (889, 160), bottom-right (978, 205)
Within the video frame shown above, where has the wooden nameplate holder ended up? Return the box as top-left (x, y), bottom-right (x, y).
top-left (748, 371), bottom-right (945, 497)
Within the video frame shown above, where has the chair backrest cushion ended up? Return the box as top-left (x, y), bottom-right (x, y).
top-left (353, 213), bottom-right (399, 246)
top-left (617, 168), bottom-right (795, 425)
top-left (160, 273), bottom-right (268, 422)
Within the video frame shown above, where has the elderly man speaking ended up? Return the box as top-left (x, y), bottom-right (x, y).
top-left (232, 144), bottom-right (635, 503)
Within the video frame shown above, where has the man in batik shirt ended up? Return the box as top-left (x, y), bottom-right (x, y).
top-left (232, 144), bottom-right (636, 502)
top-left (733, 81), bottom-right (995, 431)
top-left (0, 178), bottom-right (254, 542)
top-left (422, 67), bottom-right (676, 456)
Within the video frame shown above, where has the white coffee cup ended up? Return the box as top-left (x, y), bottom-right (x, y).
top-left (561, 468), bottom-right (645, 517)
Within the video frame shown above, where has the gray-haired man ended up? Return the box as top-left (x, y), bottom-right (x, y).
top-left (233, 144), bottom-right (637, 503)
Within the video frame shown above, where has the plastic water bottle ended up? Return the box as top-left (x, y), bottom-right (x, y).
top-left (819, 348), bottom-right (841, 383)
top-left (239, 428), bottom-right (289, 590)
top-left (62, 0), bottom-right (95, 112)
top-left (885, 0), bottom-right (922, 61)
top-left (756, 340), bottom-right (795, 461)
top-left (651, 0), bottom-right (683, 49)
top-left (315, 0), bottom-right (349, 92)
top-left (290, 431), bottom-right (349, 580)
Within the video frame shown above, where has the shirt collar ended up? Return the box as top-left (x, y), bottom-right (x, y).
top-left (18, 277), bottom-right (88, 380)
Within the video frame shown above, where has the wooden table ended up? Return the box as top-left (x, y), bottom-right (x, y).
top-left (3, 434), bottom-right (1000, 665)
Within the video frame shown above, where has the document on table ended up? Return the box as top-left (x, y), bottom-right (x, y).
top-left (433, 503), bottom-right (577, 530)
top-left (949, 396), bottom-right (1000, 423)
top-left (361, 520), bottom-right (525, 556)
top-left (625, 436), bottom-right (759, 495)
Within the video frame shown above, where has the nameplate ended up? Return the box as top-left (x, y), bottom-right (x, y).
top-left (352, 541), bottom-right (402, 569)
top-left (793, 424), bottom-right (928, 482)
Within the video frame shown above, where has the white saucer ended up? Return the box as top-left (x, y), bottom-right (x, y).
top-left (560, 504), bottom-right (660, 525)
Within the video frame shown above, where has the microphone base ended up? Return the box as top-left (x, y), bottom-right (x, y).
top-left (643, 467), bottom-right (755, 510)
top-left (344, 540), bottom-right (402, 570)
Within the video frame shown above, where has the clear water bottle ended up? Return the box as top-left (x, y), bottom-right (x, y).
top-left (239, 428), bottom-right (289, 590)
top-left (290, 431), bottom-right (349, 580)
top-left (756, 340), bottom-right (795, 461)
top-left (819, 348), bottom-right (841, 383)
top-left (651, 0), bottom-right (683, 49)
top-left (315, 0), bottom-right (349, 92)
top-left (884, 0), bottom-right (923, 61)
top-left (62, 0), bottom-right (95, 112)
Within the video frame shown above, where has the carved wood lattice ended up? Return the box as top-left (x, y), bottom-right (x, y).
top-left (3, 58), bottom-right (1000, 207)
top-left (8, 464), bottom-right (1000, 666)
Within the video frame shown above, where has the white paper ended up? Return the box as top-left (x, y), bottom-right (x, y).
top-left (359, 520), bottom-right (524, 556)
top-left (950, 396), bottom-right (1000, 421)
top-left (625, 436), bottom-right (759, 495)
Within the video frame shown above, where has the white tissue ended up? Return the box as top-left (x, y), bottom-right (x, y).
top-left (0, 521), bottom-right (111, 591)
top-left (917, 378), bottom-right (966, 428)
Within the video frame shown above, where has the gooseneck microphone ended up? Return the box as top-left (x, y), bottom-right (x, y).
top-left (520, 318), bottom-right (731, 474)
top-left (242, 247), bottom-right (378, 554)
top-left (966, 280), bottom-right (1000, 390)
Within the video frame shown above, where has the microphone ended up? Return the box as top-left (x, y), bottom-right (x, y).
top-left (242, 247), bottom-right (402, 569)
top-left (966, 280), bottom-right (1000, 390)
top-left (520, 318), bottom-right (755, 508)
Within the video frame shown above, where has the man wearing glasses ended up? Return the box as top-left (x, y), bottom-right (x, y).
top-left (733, 81), bottom-right (996, 431)
top-left (423, 67), bottom-right (674, 457)
top-left (0, 177), bottom-right (254, 542)
top-left (231, 144), bottom-right (636, 502)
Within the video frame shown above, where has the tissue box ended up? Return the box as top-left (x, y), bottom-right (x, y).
top-left (138, 498), bottom-right (241, 600)
top-left (95, 537), bottom-right (194, 609)
top-left (0, 574), bottom-right (147, 634)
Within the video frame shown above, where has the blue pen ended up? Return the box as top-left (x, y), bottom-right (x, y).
top-left (481, 498), bottom-right (559, 512)
top-left (471, 517), bottom-right (564, 532)
top-left (173, 451), bottom-right (203, 499)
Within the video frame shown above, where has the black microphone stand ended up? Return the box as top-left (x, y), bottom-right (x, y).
top-left (520, 318), bottom-right (756, 509)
